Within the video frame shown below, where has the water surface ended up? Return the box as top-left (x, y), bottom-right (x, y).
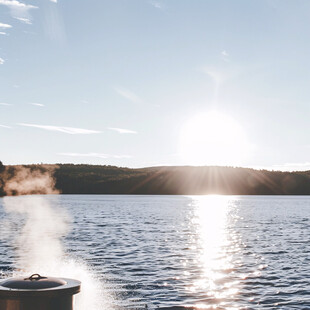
top-left (1, 195), bottom-right (310, 309)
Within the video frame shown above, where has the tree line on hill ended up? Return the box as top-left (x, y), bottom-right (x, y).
top-left (1, 161), bottom-right (310, 196)
top-left (0, 161), bottom-right (4, 196)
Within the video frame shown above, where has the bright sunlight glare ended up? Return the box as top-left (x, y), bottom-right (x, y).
top-left (189, 195), bottom-right (240, 302)
top-left (179, 111), bottom-right (249, 166)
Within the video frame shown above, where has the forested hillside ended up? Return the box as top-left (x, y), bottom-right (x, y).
top-left (1, 162), bottom-right (310, 196)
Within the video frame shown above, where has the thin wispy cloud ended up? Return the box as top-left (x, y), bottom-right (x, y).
top-left (253, 162), bottom-right (310, 172)
top-left (115, 87), bottom-right (142, 104)
top-left (283, 162), bottom-right (310, 167)
top-left (18, 123), bottom-right (101, 134)
top-left (115, 87), bottom-right (160, 107)
top-left (0, 0), bottom-right (37, 25)
top-left (0, 22), bottom-right (12, 28)
top-left (149, 1), bottom-right (164, 10)
top-left (29, 102), bottom-right (44, 107)
top-left (50, 0), bottom-right (57, 2)
top-left (14, 17), bottom-right (32, 24)
top-left (0, 58), bottom-right (4, 65)
top-left (0, 102), bottom-right (11, 106)
top-left (113, 155), bottom-right (132, 159)
top-left (271, 162), bottom-right (310, 171)
top-left (0, 0), bottom-right (37, 9)
top-left (108, 127), bottom-right (137, 134)
top-left (221, 50), bottom-right (230, 62)
top-left (58, 152), bottom-right (132, 159)
top-left (0, 22), bottom-right (11, 35)
top-left (0, 124), bottom-right (11, 128)
top-left (58, 152), bottom-right (109, 159)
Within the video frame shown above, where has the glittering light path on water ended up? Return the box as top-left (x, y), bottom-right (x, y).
top-left (2, 195), bottom-right (310, 309)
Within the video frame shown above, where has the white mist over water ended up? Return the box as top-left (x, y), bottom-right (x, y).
top-left (3, 195), bottom-right (113, 310)
top-left (3, 166), bottom-right (59, 196)
top-left (1, 166), bottom-right (114, 310)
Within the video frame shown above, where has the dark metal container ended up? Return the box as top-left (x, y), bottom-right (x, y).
top-left (0, 273), bottom-right (81, 310)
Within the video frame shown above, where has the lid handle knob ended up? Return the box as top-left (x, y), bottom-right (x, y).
top-left (24, 274), bottom-right (47, 281)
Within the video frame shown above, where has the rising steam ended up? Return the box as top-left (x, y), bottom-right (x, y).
top-left (0, 166), bottom-right (113, 310)
top-left (2, 165), bottom-right (59, 196)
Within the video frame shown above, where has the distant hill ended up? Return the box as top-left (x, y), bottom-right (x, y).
top-left (1, 163), bottom-right (310, 196)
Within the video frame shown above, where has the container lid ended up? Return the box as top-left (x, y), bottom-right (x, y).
top-left (0, 274), bottom-right (81, 298)
top-left (1, 274), bottom-right (67, 289)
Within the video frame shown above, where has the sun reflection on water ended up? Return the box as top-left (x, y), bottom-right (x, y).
top-left (188, 195), bottom-right (240, 308)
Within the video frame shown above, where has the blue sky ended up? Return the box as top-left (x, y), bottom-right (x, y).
top-left (0, 0), bottom-right (310, 170)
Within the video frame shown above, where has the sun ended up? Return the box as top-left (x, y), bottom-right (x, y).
top-left (179, 111), bottom-right (249, 166)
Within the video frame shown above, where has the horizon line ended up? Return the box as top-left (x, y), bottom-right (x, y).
top-left (1, 162), bottom-right (309, 173)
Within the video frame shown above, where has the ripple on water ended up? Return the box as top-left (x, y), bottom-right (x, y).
top-left (1, 195), bottom-right (310, 309)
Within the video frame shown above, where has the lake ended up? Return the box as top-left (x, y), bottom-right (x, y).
top-left (1, 195), bottom-right (310, 309)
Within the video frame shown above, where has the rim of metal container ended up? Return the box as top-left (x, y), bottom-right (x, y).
top-left (0, 278), bottom-right (81, 298)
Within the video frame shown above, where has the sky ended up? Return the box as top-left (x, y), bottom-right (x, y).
top-left (0, 0), bottom-right (310, 170)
